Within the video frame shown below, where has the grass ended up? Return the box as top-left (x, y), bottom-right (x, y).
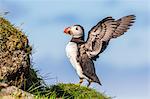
top-left (28, 83), bottom-right (111, 99)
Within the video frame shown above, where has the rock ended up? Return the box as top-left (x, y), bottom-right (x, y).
top-left (0, 17), bottom-right (41, 91)
top-left (0, 83), bottom-right (34, 99)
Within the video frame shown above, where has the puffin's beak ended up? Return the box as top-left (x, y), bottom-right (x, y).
top-left (64, 27), bottom-right (72, 35)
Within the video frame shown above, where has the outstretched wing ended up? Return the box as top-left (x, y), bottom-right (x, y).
top-left (113, 15), bottom-right (135, 38)
top-left (79, 15), bottom-right (135, 60)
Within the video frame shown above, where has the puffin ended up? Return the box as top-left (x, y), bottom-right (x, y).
top-left (64, 15), bottom-right (135, 87)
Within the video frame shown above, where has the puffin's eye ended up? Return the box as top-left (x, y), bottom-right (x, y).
top-left (76, 27), bottom-right (78, 30)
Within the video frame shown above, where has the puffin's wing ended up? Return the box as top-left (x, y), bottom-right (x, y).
top-left (80, 15), bottom-right (135, 60)
top-left (113, 15), bottom-right (136, 38)
top-left (80, 16), bottom-right (117, 60)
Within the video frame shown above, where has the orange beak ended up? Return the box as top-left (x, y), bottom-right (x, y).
top-left (64, 27), bottom-right (72, 35)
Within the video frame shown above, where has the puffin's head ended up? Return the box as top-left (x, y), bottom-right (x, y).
top-left (64, 25), bottom-right (84, 38)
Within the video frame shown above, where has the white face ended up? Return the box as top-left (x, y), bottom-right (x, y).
top-left (64, 25), bottom-right (83, 38)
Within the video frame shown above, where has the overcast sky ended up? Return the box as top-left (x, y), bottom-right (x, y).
top-left (0, 0), bottom-right (149, 99)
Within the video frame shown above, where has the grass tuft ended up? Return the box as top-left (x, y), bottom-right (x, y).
top-left (30, 83), bottom-right (111, 99)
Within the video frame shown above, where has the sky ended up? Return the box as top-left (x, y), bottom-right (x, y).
top-left (0, 0), bottom-right (149, 99)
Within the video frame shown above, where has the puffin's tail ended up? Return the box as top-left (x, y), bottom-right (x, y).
top-left (93, 75), bottom-right (102, 86)
top-left (97, 80), bottom-right (102, 86)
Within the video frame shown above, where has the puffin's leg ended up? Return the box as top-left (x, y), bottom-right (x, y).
top-left (79, 78), bottom-right (83, 85)
top-left (87, 79), bottom-right (92, 87)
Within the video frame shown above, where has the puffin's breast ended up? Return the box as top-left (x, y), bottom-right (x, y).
top-left (66, 42), bottom-right (85, 78)
top-left (66, 42), bottom-right (78, 59)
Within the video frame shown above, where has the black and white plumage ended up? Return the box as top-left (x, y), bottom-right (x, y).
top-left (64, 15), bottom-right (136, 87)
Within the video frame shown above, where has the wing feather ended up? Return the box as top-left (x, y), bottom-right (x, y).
top-left (79, 15), bottom-right (135, 61)
top-left (113, 15), bottom-right (135, 38)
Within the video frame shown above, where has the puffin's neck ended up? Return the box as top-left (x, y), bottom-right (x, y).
top-left (70, 37), bottom-right (85, 44)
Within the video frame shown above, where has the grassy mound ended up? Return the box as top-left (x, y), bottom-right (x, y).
top-left (31, 83), bottom-right (111, 99)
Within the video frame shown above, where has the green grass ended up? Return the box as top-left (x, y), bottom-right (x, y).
top-left (28, 83), bottom-right (111, 99)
